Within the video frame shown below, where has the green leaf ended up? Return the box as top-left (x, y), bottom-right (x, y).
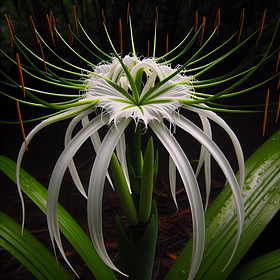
top-left (228, 249), bottom-right (280, 280)
top-left (110, 152), bottom-right (139, 226)
top-left (0, 156), bottom-right (117, 280)
top-left (165, 130), bottom-right (280, 280)
top-left (0, 211), bottom-right (73, 280)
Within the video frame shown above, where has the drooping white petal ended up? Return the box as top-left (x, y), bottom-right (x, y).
top-left (47, 114), bottom-right (109, 275)
top-left (149, 120), bottom-right (205, 280)
top-left (196, 114), bottom-right (212, 210)
top-left (116, 131), bottom-right (131, 193)
top-left (64, 108), bottom-right (95, 199)
top-left (173, 113), bottom-right (244, 265)
top-left (16, 121), bottom-right (48, 232)
top-left (87, 118), bottom-right (131, 276)
top-left (169, 155), bottom-right (178, 212)
top-left (184, 105), bottom-right (245, 190)
top-left (16, 105), bottom-right (95, 231)
top-left (81, 115), bottom-right (114, 189)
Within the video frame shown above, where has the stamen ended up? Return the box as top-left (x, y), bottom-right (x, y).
top-left (199, 16), bottom-right (206, 47)
top-left (16, 53), bottom-right (25, 98)
top-left (127, 2), bottom-right (130, 24)
top-left (277, 76), bottom-right (280, 90)
top-left (50, 10), bottom-right (59, 42)
top-left (166, 34), bottom-right (169, 55)
top-left (73, 5), bottom-right (80, 37)
top-left (9, 18), bottom-right (15, 34)
top-left (262, 88), bottom-right (270, 136)
top-left (102, 9), bottom-right (107, 29)
top-left (118, 18), bottom-right (123, 58)
top-left (39, 42), bottom-right (48, 73)
top-left (5, 14), bottom-right (15, 47)
top-left (147, 40), bottom-right (150, 58)
top-left (276, 93), bottom-right (280, 123)
top-left (68, 23), bottom-right (74, 47)
top-left (16, 100), bottom-right (28, 151)
top-left (46, 14), bottom-right (55, 46)
top-left (214, 8), bottom-right (220, 36)
top-left (237, 8), bottom-right (245, 45)
top-left (256, 8), bottom-right (267, 46)
top-left (276, 45), bottom-right (280, 73)
top-left (195, 11), bottom-right (198, 35)
top-left (29, 15), bottom-right (40, 44)
top-left (156, 6), bottom-right (159, 28)
top-left (30, 15), bottom-right (47, 72)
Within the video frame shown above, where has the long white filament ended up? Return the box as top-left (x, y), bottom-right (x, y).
top-left (64, 108), bottom-right (95, 198)
top-left (87, 118), bottom-right (131, 276)
top-left (149, 121), bottom-right (205, 280)
top-left (47, 114), bottom-right (109, 275)
top-left (184, 105), bottom-right (245, 190)
top-left (173, 113), bottom-right (244, 266)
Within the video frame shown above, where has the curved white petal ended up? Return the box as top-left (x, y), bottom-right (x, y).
top-left (196, 114), bottom-right (212, 210)
top-left (116, 131), bottom-right (131, 193)
top-left (64, 108), bottom-right (95, 199)
top-left (16, 105), bottom-right (95, 231)
top-left (16, 121), bottom-right (48, 232)
top-left (47, 114), bottom-right (109, 275)
top-left (184, 105), bottom-right (245, 190)
top-left (173, 113), bottom-right (244, 265)
top-left (169, 155), bottom-right (178, 212)
top-left (81, 115), bottom-right (114, 189)
top-left (130, 59), bottom-right (165, 81)
top-left (87, 118), bottom-right (131, 276)
top-left (149, 120), bottom-right (205, 280)
top-left (141, 71), bottom-right (157, 97)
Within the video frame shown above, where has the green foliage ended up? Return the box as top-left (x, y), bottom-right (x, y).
top-left (228, 249), bottom-right (280, 280)
top-left (0, 156), bottom-right (117, 280)
top-left (164, 130), bottom-right (280, 280)
top-left (0, 211), bottom-right (73, 280)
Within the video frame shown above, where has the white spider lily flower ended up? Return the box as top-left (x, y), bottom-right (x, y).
top-left (2, 8), bottom-right (279, 280)
top-left (13, 54), bottom-right (244, 279)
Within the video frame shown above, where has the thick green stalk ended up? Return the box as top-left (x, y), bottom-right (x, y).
top-left (116, 201), bottom-right (158, 280)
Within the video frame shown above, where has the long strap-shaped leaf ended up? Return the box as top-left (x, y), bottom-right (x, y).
top-left (228, 249), bottom-right (280, 280)
top-left (164, 130), bottom-right (280, 280)
top-left (0, 211), bottom-right (73, 280)
top-left (0, 156), bottom-right (117, 280)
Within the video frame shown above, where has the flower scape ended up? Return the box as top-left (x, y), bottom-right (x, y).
top-left (1, 4), bottom-right (280, 280)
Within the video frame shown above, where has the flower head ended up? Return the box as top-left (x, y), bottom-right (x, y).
top-left (1, 6), bottom-right (279, 280)
top-left (85, 55), bottom-right (194, 127)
